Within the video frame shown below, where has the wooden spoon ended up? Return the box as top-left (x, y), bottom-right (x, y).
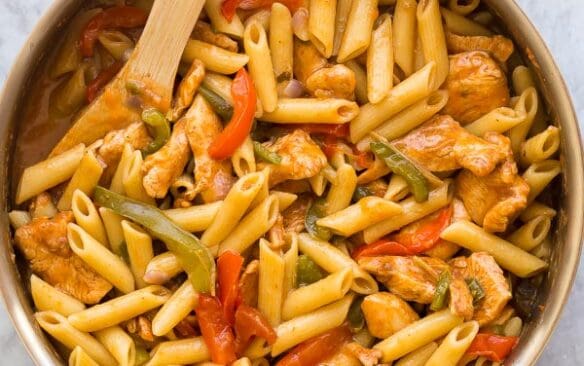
top-left (50, 0), bottom-right (205, 156)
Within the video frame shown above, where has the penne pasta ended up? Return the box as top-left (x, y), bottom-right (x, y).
top-left (245, 9), bottom-right (272, 31)
top-left (163, 201), bottom-right (223, 233)
top-left (337, 0), bottom-right (378, 63)
top-left (110, 143), bottom-right (133, 195)
top-left (152, 281), bottom-right (198, 336)
top-left (68, 346), bottom-right (99, 366)
top-left (282, 234), bottom-right (299, 297)
top-left (232, 136), bottom-right (256, 179)
top-left (204, 0), bottom-right (244, 38)
top-left (425, 321), bottom-right (480, 366)
top-left (465, 107), bottom-right (527, 136)
top-left (417, 0), bottom-right (449, 88)
top-left (393, 0), bottom-right (418, 77)
top-left (448, 0), bottom-right (480, 15)
top-left (123, 150), bottom-right (155, 205)
top-left (99, 207), bottom-right (125, 255)
top-left (507, 215), bottom-right (551, 251)
top-left (325, 163), bottom-right (358, 215)
top-left (94, 326), bottom-right (136, 366)
top-left (384, 174), bottom-right (410, 201)
top-left (258, 239), bottom-right (286, 326)
top-left (270, 3), bottom-right (293, 82)
top-left (519, 202), bottom-right (557, 223)
top-left (98, 30), bottom-right (134, 60)
top-left (147, 337), bottom-right (210, 365)
top-left (51, 66), bottom-right (87, 117)
top-left (520, 126), bottom-right (560, 165)
top-left (440, 220), bottom-right (549, 278)
top-left (309, 0), bottom-right (337, 57)
top-left (345, 60), bottom-right (369, 105)
top-left (71, 190), bottom-right (109, 247)
top-left (522, 159), bottom-right (562, 203)
top-left (122, 220), bottom-right (154, 289)
top-left (440, 7), bottom-right (492, 36)
top-left (143, 252), bottom-right (183, 285)
top-left (57, 150), bottom-right (104, 211)
top-left (332, 0), bottom-right (353, 56)
top-left (367, 14), bottom-right (394, 104)
top-left (204, 72), bottom-right (264, 118)
top-left (183, 40), bottom-right (249, 74)
top-left (31, 274), bottom-right (86, 316)
top-left (244, 21), bottom-right (278, 113)
top-left (395, 342), bottom-right (438, 366)
top-left (259, 98), bottom-right (359, 124)
top-left (509, 87), bottom-right (539, 156)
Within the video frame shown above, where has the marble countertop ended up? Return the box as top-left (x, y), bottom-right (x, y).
top-left (0, 0), bottom-right (582, 365)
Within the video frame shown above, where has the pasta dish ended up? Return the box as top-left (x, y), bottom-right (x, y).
top-left (9, 0), bottom-right (561, 365)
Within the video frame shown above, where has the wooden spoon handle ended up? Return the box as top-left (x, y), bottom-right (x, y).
top-left (123, 0), bottom-right (205, 105)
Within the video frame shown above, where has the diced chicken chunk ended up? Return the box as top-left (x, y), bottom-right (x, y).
top-left (456, 133), bottom-right (529, 232)
top-left (185, 95), bottom-right (235, 203)
top-left (393, 115), bottom-right (508, 177)
top-left (358, 256), bottom-right (449, 304)
top-left (294, 39), bottom-right (328, 84)
top-left (238, 260), bottom-right (259, 308)
top-left (281, 194), bottom-right (312, 233)
top-left (345, 342), bottom-right (382, 366)
top-left (257, 130), bottom-right (327, 186)
top-left (193, 21), bottom-right (239, 52)
top-left (97, 122), bottom-right (152, 183)
top-left (306, 64), bottom-right (356, 99)
top-left (14, 212), bottom-right (112, 304)
top-left (450, 252), bottom-right (512, 325)
top-left (449, 276), bottom-right (474, 321)
top-left (443, 51), bottom-right (510, 124)
top-left (167, 59), bottom-right (206, 122)
top-left (142, 119), bottom-right (191, 198)
top-left (361, 292), bottom-right (419, 338)
top-left (446, 33), bottom-right (514, 63)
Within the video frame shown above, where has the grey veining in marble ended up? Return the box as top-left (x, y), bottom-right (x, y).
top-left (0, 0), bottom-right (582, 365)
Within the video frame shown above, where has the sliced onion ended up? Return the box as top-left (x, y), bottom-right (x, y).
top-left (292, 8), bottom-right (310, 41)
top-left (283, 79), bottom-right (305, 98)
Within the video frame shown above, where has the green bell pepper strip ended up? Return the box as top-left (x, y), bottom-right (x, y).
top-left (296, 255), bottom-right (325, 286)
top-left (352, 186), bottom-right (373, 203)
top-left (370, 141), bottom-right (429, 203)
top-left (253, 141), bottom-right (282, 164)
top-left (305, 198), bottom-right (332, 241)
top-left (430, 270), bottom-right (451, 311)
top-left (199, 83), bottom-right (234, 122)
top-left (347, 296), bottom-right (365, 331)
top-left (94, 186), bottom-right (216, 294)
top-left (141, 108), bottom-right (170, 155)
top-left (466, 277), bottom-right (486, 305)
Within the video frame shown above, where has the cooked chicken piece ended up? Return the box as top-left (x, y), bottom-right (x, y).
top-left (294, 39), bottom-right (328, 84)
top-left (185, 95), bottom-right (236, 203)
top-left (425, 198), bottom-right (469, 260)
top-left (142, 119), bottom-right (191, 198)
top-left (345, 342), bottom-right (383, 366)
top-left (14, 212), bottom-right (112, 304)
top-left (358, 256), bottom-right (449, 303)
top-left (167, 59), bottom-right (206, 122)
top-left (443, 51), bottom-right (510, 124)
top-left (393, 115), bottom-right (508, 177)
top-left (306, 64), bottom-right (356, 99)
top-left (97, 122), bottom-right (152, 184)
top-left (319, 347), bottom-right (362, 366)
top-left (257, 129), bottom-right (327, 186)
top-left (125, 315), bottom-right (155, 342)
top-left (450, 252), bottom-right (512, 325)
top-left (456, 133), bottom-right (529, 232)
top-left (267, 214), bottom-right (286, 250)
top-left (446, 33), bottom-right (514, 63)
top-left (29, 192), bottom-right (58, 219)
top-left (174, 317), bottom-right (198, 338)
top-left (193, 21), bottom-right (239, 52)
top-left (449, 276), bottom-right (474, 321)
top-left (363, 179), bottom-right (388, 198)
top-left (238, 260), bottom-right (259, 307)
top-left (282, 194), bottom-right (312, 233)
top-left (361, 292), bottom-right (420, 338)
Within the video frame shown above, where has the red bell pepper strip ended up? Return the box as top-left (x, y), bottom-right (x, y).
top-left (234, 304), bottom-right (277, 354)
top-left (209, 68), bottom-right (257, 160)
top-left (86, 61), bottom-right (124, 103)
top-left (217, 250), bottom-right (244, 325)
top-left (466, 333), bottom-right (519, 362)
top-left (81, 6), bottom-right (148, 57)
top-left (275, 325), bottom-right (352, 366)
top-left (352, 240), bottom-right (412, 259)
top-left (221, 0), bottom-right (301, 22)
top-left (196, 294), bottom-right (237, 365)
top-left (391, 205), bottom-right (453, 253)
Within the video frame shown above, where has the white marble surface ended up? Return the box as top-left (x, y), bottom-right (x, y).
top-left (0, 0), bottom-right (582, 365)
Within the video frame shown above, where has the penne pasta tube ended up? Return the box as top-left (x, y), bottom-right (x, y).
top-left (364, 181), bottom-right (453, 243)
top-left (509, 87), bottom-right (539, 156)
top-left (367, 14), bottom-right (394, 104)
top-left (337, 0), bottom-right (378, 63)
top-left (152, 281), bottom-right (198, 336)
top-left (68, 223), bottom-right (135, 293)
top-left (512, 66), bottom-right (547, 135)
top-left (440, 7), bottom-right (492, 36)
top-left (270, 3), bottom-right (293, 82)
top-left (417, 0), bottom-right (449, 88)
top-left (68, 286), bottom-right (171, 332)
top-left (245, 9), bottom-right (272, 31)
top-left (98, 30), bottom-right (134, 60)
top-left (57, 150), bottom-right (104, 211)
top-left (394, 342), bottom-right (438, 366)
top-left (345, 60), bottom-right (369, 105)
top-left (147, 337), bottom-right (210, 366)
top-left (8, 210), bottom-right (31, 229)
top-left (384, 174), bottom-right (410, 201)
top-left (35, 311), bottom-right (117, 366)
top-left (507, 215), bottom-right (551, 251)
top-left (122, 220), bottom-right (154, 289)
top-left (30, 193), bottom-right (58, 219)
top-left (72, 190), bottom-right (109, 247)
top-left (31, 274), bottom-right (86, 316)
top-left (317, 196), bottom-right (403, 236)
top-left (448, 0), bottom-right (480, 15)
top-left (123, 150), bottom-right (155, 205)
top-left (51, 65), bottom-right (87, 117)
top-left (332, 0), bottom-right (353, 56)
top-left (244, 21), bottom-right (278, 113)
top-left (183, 40), bottom-right (249, 74)
top-left (350, 62), bottom-right (436, 142)
top-left (273, 191), bottom-right (298, 211)
top-left (244, 338), bottom-right (272, 359)
top-left (68, 346), bottom-right (99, 366)
top-left (259, 98), bottom-right (359, 124)
top-left (204, 0), bottom-right (244, 38)
top-left (99, 207), bottom-right (125, 254)
top-left (143, 252), bottom-right (183, 285)
top-left (393, 0), bottom-right (418, 77)
top-left (16, 143), bottom-right (85, 204)
top-left (94, 326), bottom-right (136, 366)
top-left (232, 136), bottom-right (257, 177)
top-left (204, 72), bottom-right (263, 118)
top-left (309, 0), bottom-right (337, 58)
top-left (308, 170), bottom-right (328, 196)
top-left (110, 143), bottom-right (133, 195)
top-left (425, 321), bottom-right (480, 366)
top-left (163, 201), bottom-right (222, 233)
top-left (357, 90), bottom-right (449, 150)
top-left (282, 268), bottom-right (353, 320)
top-left (325, 163), bottom-right (358, 215)
top-left (522, 159), bottom-right (561, 203)
top-left (298, 233), bottom-right (378, 294)
top-left (519, 202), bottom-right (557, 222)
top-left (271, 293), bottom-right (354, 356)
top-left (520, 126), bottom-right (560, 166)
top-left (440, 220), bottom-right (549, 277)
top-left (258, 239), bottom-right (286, 326)
top-left (373, 309), bottom-right (463, 362)
top-left (218, 195), bottom-right (280, 254)
top-left (283, 234), bottom-right (299, 297)
top-left (202, 172), bottom-right (265, 247)
top-left (465, 107), bottom-right (527, 136)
